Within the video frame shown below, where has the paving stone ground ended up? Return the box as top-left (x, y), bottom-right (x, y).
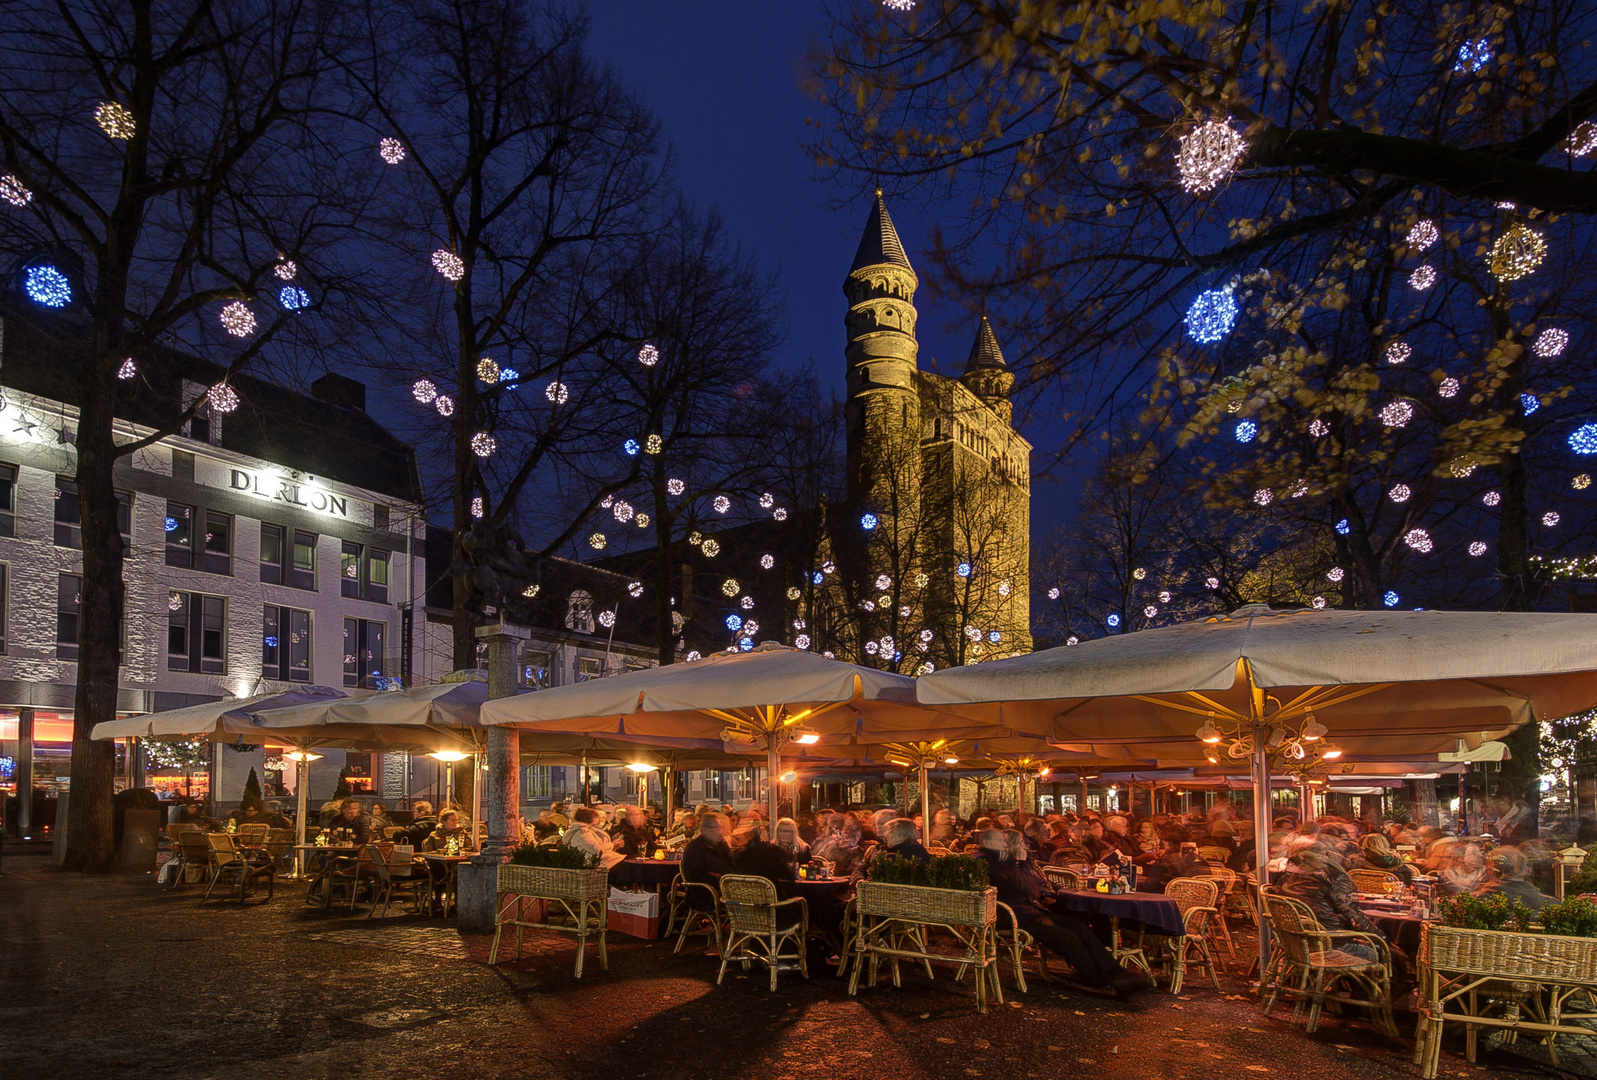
top-left (1, 854), bottom-right (1589, 1080)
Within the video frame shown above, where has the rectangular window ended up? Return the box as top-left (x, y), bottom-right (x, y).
top-left (576, 656), bottom-right (603, 682)
top-left (168, 592), bottom-right (226, 674)
top-left (292, 531), bottom-right (316, 590)
top-left (366, 549), bottom-right (390, 603)
top-left (521, 766), bottom-right (553, 799)
top-left (341, 542), bottom-right (361, 599)
top-left (263, 605), bottom-right (311, 683)
top-left (522, 649), bottom-right (553, 689)
top-left (166, 503), bottom-right (195, 568)
top-left (0, 563), bottom-right (8, 654)
top-left (202, 510), bottom-right (231, 575)
top-left (0, 463), bottom-right (15, 538)
top-left (259, 524), bottom-right (284, 584)
top-left (57, 482), bottom-right (133, 550)
top-left (343, 618), bottom-right (387, 688)
top-left (373, 504), bottom-right (389, 530)
top-left (56, 573), bottom-right (81, 660)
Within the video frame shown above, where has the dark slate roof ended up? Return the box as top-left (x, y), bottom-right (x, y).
top-left (0, 298), bottom-right (421, 503)
top-left (849, 190), bottom-right (914, 274)
top-left (964, 314), bottom-right (1008, 373)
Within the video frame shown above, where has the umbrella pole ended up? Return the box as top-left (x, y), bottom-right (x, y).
top-left (919, 762), bottom-right (931, 844)
top-left (664, 767), bottom-right (674, 827)
top-left (766, 741), bottom-right (779, 828)
top-left (295, 755), bottom-right (309, 879)
top-left (581, 751), bottom-right (589, 807)
top-left (1250, 729), bottom-right (1272, 974)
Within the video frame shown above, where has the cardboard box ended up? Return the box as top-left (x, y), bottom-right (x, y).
top-left (607, 887), bottom-right (660, 940)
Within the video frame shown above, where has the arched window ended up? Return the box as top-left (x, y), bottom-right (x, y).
top-left (565, 589), bottom-right (595, 634)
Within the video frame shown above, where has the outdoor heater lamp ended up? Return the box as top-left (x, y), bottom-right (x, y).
top-left (625, 762), bottom-right (658, 773)
top-left (427, 750), bottom-right (470, 763)
top-left (282, 750), bottom-right (322, 762)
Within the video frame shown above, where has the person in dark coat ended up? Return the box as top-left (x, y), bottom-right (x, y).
top-left (681, 813), bottom-right (735, 911)
top-left (880, 818), bottom-right (933, 864)
top-left (611, 805), bottom-right (656, 858)
top-left (1474, 847), bottom-right (1552, 913)
top-left (405, 801), bottom-right (439, 847)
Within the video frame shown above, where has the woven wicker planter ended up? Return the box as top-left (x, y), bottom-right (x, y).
top-left (1420, 922), bottom-right (1597, 984)
top-left (497, 863), bottom-right (609, 903)
top-left (856, 881), bottom-right (996, 928)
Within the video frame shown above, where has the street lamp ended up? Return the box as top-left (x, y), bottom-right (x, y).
top-left (428, 750), bottom-right (471, 807)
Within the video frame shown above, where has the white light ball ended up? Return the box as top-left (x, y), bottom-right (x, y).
top-left (219, 301), bottom-right (255, 337)
top-left (1177, 119), bottom-right (1247, 193)
top-left (1389, 484), bottom-right (1412, 503)
top-left (412, 379), bottom-right (438, 404)
top-left (471, 432), bottom-right (496, 457)
top-left (432, 249), bottom-right (465, 281)
top-left (378, 138), bottom-right (406, 165)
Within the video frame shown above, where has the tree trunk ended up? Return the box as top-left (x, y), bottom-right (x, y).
top-left (450, 325), bottom-right (481, 670)
top-left (652, 463), bottom-right (675, 665)
top-left (1410, 778), bottom-right (1440, 828)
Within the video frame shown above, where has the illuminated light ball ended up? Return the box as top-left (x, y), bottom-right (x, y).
top-left (1438, 377), bottom-right (1461, 398)
top-left (882, 0), bottom-right (916, 10)
top-left (1404, 528), bottom-right (1434, 553)
top-left (1385, 341), bottom-right (1412, 365)
top-left (1132, 567), bottom-right (1147, 580)
top-left (1410, 265), bottom-right (1437, 290)
top-left (795, 634), bottom-right (811, 649)
top-left (1335, 519), bottom-right (1350, 535)
top-left (1570, 424), bottom-right (1597, 455)
top-left (1483, 490), bottom-right (1501, 506)
top-left (635, 511), bottom-right (649, 528)
top-left (627, 581), bottom-right (644, 598)
top-left (1449, 457), bottom-right (1478, 478)
top-left (274, 260), bottom-right (297, 281)
top-left (919, 629), bottom-right (934, 642)
top-left (1406, 220), bottom-right (1439, 252)
top-left (1327, 567), bottom-right (1345, 583)
top-left (1520, 393), bottom-right (1540, 416)
top-left (1225, 400), bottom-right (1242, 413)
top-left (701, 539), bottom-right (720, 557)
top-left (207, 383), bottom-right (240, 414)
top-left (164, 516), bottom-right (179, 533)
top-left (1312, 596), bottom-right (1327, 610)
top-left (1454, 39), bottom-right (1492, 73)
top-left (522, 584), bottom-right (541, 600)
top-left (1252, 487), bottom-right (1274, 506)
top-left (168, 592), bottom-right (183, 612)
top-left (116, 358), bottom-right (137, 380)
top-left (588, 532), bottom-right (607, 550)
top-left (1309, 418), bottom-right (1330, 438)
top-left (24, 264), bottom-right (71, 307)
top-left (789, 586), bottom-right (803, 600)
top-left (623, 438), bottom-right (639, 456)
top-left (758, 492), bottom-right (774, 508)
top-left (1234, 419), bottom-right (1257, 443)
top-left (612, 501), bottom-right (633, 523)
top-left (1205, 577), bottom-right (1219, 589)
top-left (0, 174), bottom-right (32, 207)
top-left (1534, 328), bottom-right (1569, 357)
top-left (1144, 604), bottom-right (1158, 618)
top-left (1389, 484), bottom-right (1412, 503)
top-left (1184, 286), bottom-right (1239, 343)
top-left (264, 635), bottom-right (278, 648)
top-left (1497, 202), bottom-right (1516, 211)
top-left (666, 478), bottom-right (685, 496)
top-left (431, 249), bottom-right (465, 281)
top-left (810, 572), bottom-right (824, 585)
top-left (772, 508), bottom-right (787, 521)
top-left (880, 635), bottom-right (896, 654)
top-left (861, 512), bottom-right (878, 530)
top-left (726, 614), bottom-right (743, 632)
top-left (470, 432), bottom-right (496, 457)
top-left (823, 560), bottom-right (836, 574)
top-left (470, 496), bottom-right (482, 518)
top-left (1177, 118), bottom-right (1247, 194)
top-left (95, 101), bottom-right (136, 139)
top-left (721, 578), bottom-right (739, 597)
top-left (1469, 541), bottom-right (1488, 557)
top-left (712, 495), bottom-right (731, 514)
top-left (637, 343), bottom-right (659, 367)
top-left (914, 572), bottom-right (928, 587)
top-left (476, 357), bottom-right (499, 384)
top-left (1379, 400), bottom-right (1415, 428)
top-left (983, 630), bottom-right (999, 645)
top-left (997, 580), bottom-right (1014, 596)
top-left (1489, 225), bottom-right (1547, 282)
top-left (645, 434), bottom-right (663, 455)
top-left (1575, 474), bottom-right (1592, 490)
top-left (378, 137), bottom-right (406, 165)
top-left (1567, 121), bottom-right (1597, 156)
top-left (1047, 587), bottom-right (1061, 600)
top-left (1383, 591), bottom-right (1400, 608)
top-left (861, 600), bottom-right (876, 612)
top-left (864, 641), bottom-right (879, 655)
top-left (743, 620), bottom-right (760, 638)
top-left (1106, 614), bottom-right (1121, 628)
top-left (1543, 510), bottom-right (1562, 527)
top-left (435, 394), bottom-right (454, 417)
top-left (760, 554), bottom-right (774, 570)
top-left (544, 381), bottom-right (568, 404)
top-left (685, 651), bottom-right (702, 662)
top-left (1066, 636), bottom-right (1080, 646)
top-left (1287, 478), bottom-right (1309, 498)
top-left (740, 596), bottom-right (754, 610)
top-left (279, 285), bottom-right (310, 311)
top-left (875, 573), bottom-right (892, 591)
top-left (412, 379), bottom-right (438, 404)
top-left (219, 301), bottom-right (255, 337)
top-left (500, 368), bottom-right (519, 382)
top-left (1158, 590), bottom-right (1171, 603)
top-left (956, 562), bottom-right (972, 577)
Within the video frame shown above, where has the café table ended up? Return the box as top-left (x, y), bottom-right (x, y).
top-left (1358, 901), bottom-right (1427, 955)
top-left (1053, 889), bottom-right (1184, 975)
top-left (781, 875), bottom-right (854, 948)
top-left (294, 843), bottom-right (362, 906)
top-left (609, 857), bottom-right (682, 887)
top-left (419, 852), bottom-right (473, 917)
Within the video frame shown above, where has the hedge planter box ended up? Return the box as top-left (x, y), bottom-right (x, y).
top-left (490, 863), bottom-right (610, 977)
top-left (850, 883), bottom-right (1001, 1013)
top-left (855, 881), bottom-right (996, 928)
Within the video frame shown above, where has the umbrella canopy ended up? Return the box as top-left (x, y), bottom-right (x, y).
top-left (253, 672), bottom-right (508, 754)
top-left (90, 686), bottom-right (352, 746)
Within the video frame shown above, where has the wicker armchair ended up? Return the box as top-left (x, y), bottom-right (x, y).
top-left (174, 827), bottom-right (212, 888)
top-left (1148, 878), bottom-right (1221, 995)
top-left (235, 823), bottom-right (270, 846)
top-left (1262, 892), bottom-right (1397, 1036)
top-left (671, 875), bottom-right (724, 956)
top-left (1196, 845), bottom-right (1232, 866)
top-left (1348, 868), bottom-right (1402, 895)
top-left (1201, 866), bottom-right (1240, 957)
top-left (1042, 866), bottom-right (1083, 890)
top-left (717, 874), bottom-right (809, 991)
top-left (1041, 865), bottom-right (1148, 974)
top-left (202, 833), bottom-right (275, 902)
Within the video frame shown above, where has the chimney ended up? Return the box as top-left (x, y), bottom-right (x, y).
top-left (311, 372), bottom-right (366, 412)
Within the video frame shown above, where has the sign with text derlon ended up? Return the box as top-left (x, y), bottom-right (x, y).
top-left (228, 468), bottom-right (350, 518)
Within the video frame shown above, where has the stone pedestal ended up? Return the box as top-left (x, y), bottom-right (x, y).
top-left (458, 619), bottom-right (528, 935)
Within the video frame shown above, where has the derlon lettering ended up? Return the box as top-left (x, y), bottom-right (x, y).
top-left (228, 468), bottom-right (349, 518)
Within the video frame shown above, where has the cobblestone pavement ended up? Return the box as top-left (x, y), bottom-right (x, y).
top-left (1, 858), bottom-right (1588, 1080)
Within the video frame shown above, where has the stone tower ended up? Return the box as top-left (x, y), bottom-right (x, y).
top-left (961, 314), bottom-right (1015, 425)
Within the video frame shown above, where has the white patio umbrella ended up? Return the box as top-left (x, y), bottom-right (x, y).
top-left (482, 642), bottom-right (1004, 824)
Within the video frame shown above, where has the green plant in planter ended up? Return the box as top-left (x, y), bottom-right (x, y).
top-left (1567, 850), bottom-right (1597, 897)
top-left (1538, 895), bottom-right (1597, 938)
top-left (868, 853), bottom-right (989, 891)
top-left (1435, 892), bottom-right (1526, 931)
top-left (509, 842), bottom-right (596, 870)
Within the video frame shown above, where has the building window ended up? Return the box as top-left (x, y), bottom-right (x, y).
top-left (522, 649), bottom-right (554, 689)
top-left (0, 463), bottom-right (15, 538)
top-left (53, 477), bottom-right (80, 547)
top-left (202, 511), bottom-right (232, 575)
top-left (165, 503), bottom-right (195, 568)
top-left (168, 592), bottom-right (226, 673)
top-left (341, 542), bottom-right (361, 598)
top-left (522, 766), bottom-right (553, 799)
top-left (565, 590), bottom-right (595, 634)
top-left (263, 605), bottom-right (311, 683)
top-left (293, 531), bottom-right (316, 590)
top-left (259, 523), bottom-right (284, 583)
top-left (373, 503), bottom-right (389, 530)
top-left (576, 655), bottom-right (603, 682)
top-left (56, 573), bottom-right (81, 660)
top-left (0, 563), bottom-right (9, 654)
top-left (183, 382), bottom-right (222, 446)
top-left (343, 617), bottom-right (387, 688)
top-left (366, 549), bottom-right (390, 603)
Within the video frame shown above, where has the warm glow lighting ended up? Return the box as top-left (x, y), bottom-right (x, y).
top-left (283, 750), bottom-right (322, 762)
top-left (779, 770), bottom-right (798, 784)
top-left (625, 762), bottom-right (658, 773)
top-left (1197, 721), bottom-right (1221, 743)
top-left (794, 732), bottom-right (820, 745)
top-left (1320, 744), bottom-right (1343, 760)
top-left (427, 750), bottom-right (470, 763)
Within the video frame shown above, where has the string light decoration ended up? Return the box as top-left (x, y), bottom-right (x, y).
top-left (1288, 478), bottom-right (1309, 498)
top-left (637, 343), bottom-right (659, 367)
top-left (758, 492), bottom-right (774, 508)
top-left (760, 554), bottom-right (774, 569)
top-left (1543, 510), bottom-right (1562, 526)
top-left (1454, 39), bottom-right (1492, 73)
top-left (956, 561), bottom-right (972, 577)
top-left (1385, 341), bottom-right (1412, 365)
top-left (1184, 286), bottom-right (1239, 342)
top-left (1496, 201), bottom-right (1517, 210)
top-left (1383, 591), bottom-right (1401, 608)
top-left (208, 384), bottom-right (239, 414)
top-left (219, 301), bottom-right (255, 337)
top-left (1489, 225), bottom-right (1547, 281)
top-left (1144, 604), bottom-right (1158, 618)
top-left (0, 174), bottom-right (31, 206)
top-left (882, 0), bottom-right (916, 10)
top-left (1406, 220), bottom-right (1440, 251)
top-left (1206, 577), bottom-right (1220, 589)
top-left (1469, 541), bottom-right (1488, 556)
top-left (1177, 118), bottom-right (1246, 193)
top-left (787, 587), bottom-right (802, 600)
top-left (667, 478), bottom-right (685, 496)
top-left (773, 508), bottom-right (787, 521)
top-left (914, 571), bottom-right (927, 586)
top-left (471, 496), bottom-right (483, 518)
top-left (1312, 596), bottom-right (1327, 609)
top-left (1534, 328), bottom-right (1569, 357)
top-left (471, 432), bottom-right (496, 457)
top-left (168, 592), bottom-right (184, 612)
top-left (476, 357), bottom-right (499, 384)
top-left (701, 539), bottom-right (720, 557)
top-left (1389, 484), bottom-right (1412, 502)
top-left (1234, 419), bottom-right (1257, 443)
top-left (795, 634), bottom-right (811, 649)
top-left (1309, 418), bottom-right (1330, 438)
top-left (1336, 519), bottom-right (1351, 534)
top-left (589, 533), bottom-right (607, 549)
top-left (1379, 400), bottom-right (1415, 428)
top-left (1483, 490), bottom-right (1502, 506)
top-left (279, 285), bottom-right (310, 310)
top-left (726, 614), bottom-right (743, 632)
top-left (875, 573), bottom-right (892, 591)
top-left (434, 394), bottom-right (454, 417)
top-left (1047, 587), bottom-right (1061, 599)
top-left (740, 596), bottom-right (755, 610)
top-left (623, 439), bottom-right (639, 456)
top-left (24, 265), bottom-right (71, 307)
top-left (613, 501), bottom-right (633, 523)
top-left (721, 578), bottom-right (740, 597)
top-left (431, 250), bottom-right (464, 281)
top-left (628, 581), bottom-right (644, 598)
top-left (412, 379), bottom-right (437, 404)
top-left (636, 512), bottom-right (649, 528)
top-left (1133, 567), bottom-right (1147, 580)
top-left (1253, 487), bottom-right (1274, 506)
top-left (645, 434), bottom-right (662, 455)
top-left (1449, 457), bottom-right (1478, 478)
top-left (712, 495), bottom-right (731, 514)
top-left (1571, 424), bottom-right (1597, 455)
top-left (1575, 474), bottom-right (1592, 490)
top-left (998, 580), bottom-right (1013, 596)
top-left (1567, 122), bottom-right (1597, 156)
top-left (1326, 567), bottom-right (1345, 582)
top-left (685, 650), bottom-right (702, 662)
top-left (861, 512), bottom-right (879, 529)
top-left (500, 367), bottom-right (519, 382)
top-left (1107, 614), bottom-right (1122, 628)
top-left (598, 610), bottom-right (616, 629)
top-left (1438, 377), bottom-right (1460, 398)
top-left (1410, 265), bottom-right (1437, 290)
top-left (1404, 528), bottom-right (1434, 552)
top-left (1066, 636), bottom-right (1080, 646)
top-left (899, 605), bottom-right (912, 618)
top-left (378, 138), bottom-right (406, 165)
top-left (274, 260), bottom-right (297, 280)
top-left (95, 101), bottom-right (135, 139)
top-left (545, 381), bottom-right (568, 404)
top-left (1521, 393), bottom-right (1541, 416)
top-left (116, 358), bottom-right (136, 380)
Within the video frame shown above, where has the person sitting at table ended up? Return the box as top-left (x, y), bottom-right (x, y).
top-left (1140, 842), bottom-right (1206, 894)
top-left (1473, 847), bottom-right (1552, 913)
top-left (1081, 820), bottom-right (1115, 863)
top-left (881, 818), bottom-right (933, 865)
top-left (1101, 816), bottom-right (1142, 859)
top-left (1279, 846), bottom-right (1410, 991)
top-left (1022, 817), bottom-right (1053, 859)
top-left (325, 798), bottom-right (371, 846)
top-left (812, 813), bottom-right (870, 877)
top-left (682, 813), bottom-right (735, 909)
top-left (404, 801), bottom-right (438, 846)
top-left (368, 801), bottom-right (395, 833)
top-left (261, 801), bottom-right (293, 831)
top-left (562, 822), bottom-right (624, 871)
top-left (773, 817), bottom-right (811, 872)
top-left (571, 806), bottom-right (603, 827)
top-left (734, 821), bottom-right (797, 884)
top-left (1048, 823), bottom-right (1097, 866)
top-left (1350, 834), bottom-right (1415, 886)
top-left (423, 810), bottom-right (474, 854)
top-left (930, 808), bottom-right (957, 846)
top-left (611, 805), bottom-right (656, 858)
top-left (974, 829), bottom-right (1155, 998)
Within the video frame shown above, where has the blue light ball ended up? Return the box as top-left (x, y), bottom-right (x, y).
top-left (163, 516), bottom-right (179, 533)
top-left (1335, 519), bottom-right (1350, 535)
top-left (1383, 591), bottom-right (1400, 608)
top-left (24, 264), bottom-right (71, 307)
top-left (725, 614), bottom-right (742, 631)
top-left (279, 285), bottom-right (311, 311)
top-left (623, 439), bottom-right (639, 456)
top-left (263, 635), bottom-right (279, 648)
top-left (1234, 420), bottom-right (1257, 443)
top-left (956, 562), bottom-right (972, 578)
top-left (1521, 393), bottom-right (1540, 416)
top-left (1571, 424), bottom-right (1597, 455)
top-left (861, 513), bottom-right (878, 530)
top-left (1184, 287), bottom-right (1238, 344)
top-left (811, 571), bottom-right (824, 585)
top-left (1106, 613), bottom-right (1121, 628)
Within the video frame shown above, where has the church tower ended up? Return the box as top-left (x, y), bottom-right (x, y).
top-left (961, 314), bottom-right (1015, 425)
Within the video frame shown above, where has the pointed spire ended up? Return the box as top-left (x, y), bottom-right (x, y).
top-left (964, 314), bottom-right (1007, 373)
top-left (849, 188), bottom-right (913, 274)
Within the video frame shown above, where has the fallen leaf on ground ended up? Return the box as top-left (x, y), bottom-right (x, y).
top-left (1245, 1067), bottom-right (1269, 1073)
